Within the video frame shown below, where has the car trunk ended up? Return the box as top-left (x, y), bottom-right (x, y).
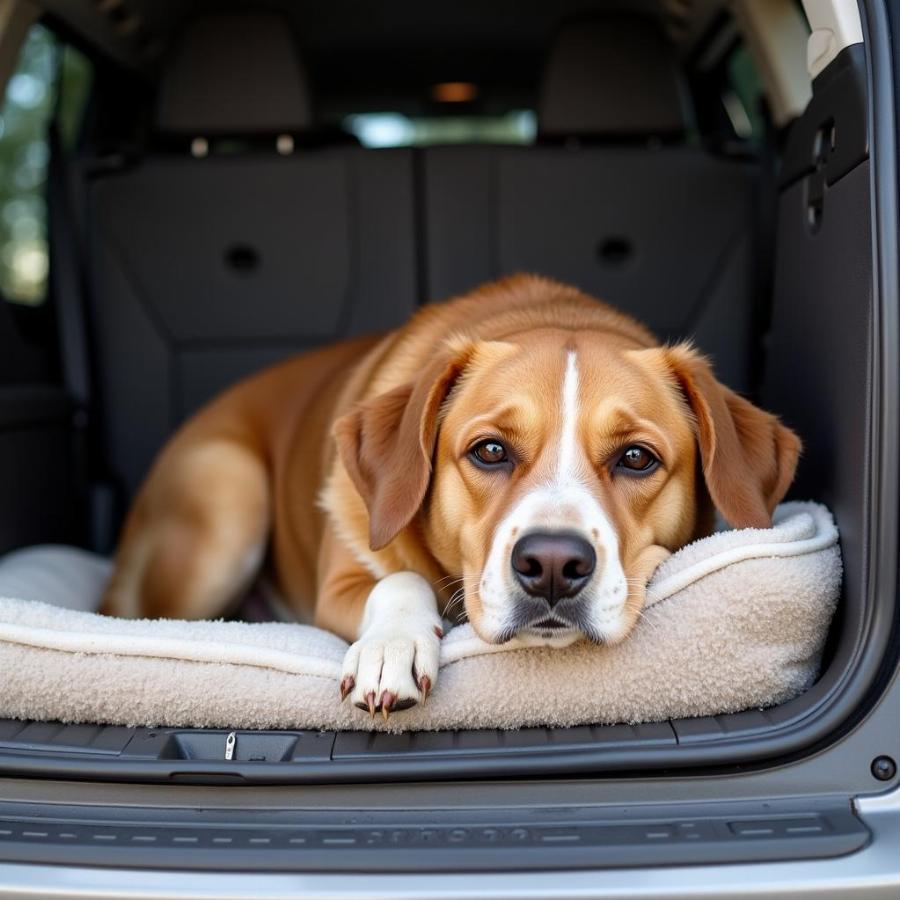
top-left (0, 1), bottom-right (890, 797)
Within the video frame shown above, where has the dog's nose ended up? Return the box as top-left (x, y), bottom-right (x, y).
top-left (511, 532), bottom-right (596, 606)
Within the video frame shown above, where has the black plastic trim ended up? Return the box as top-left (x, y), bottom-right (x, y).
top-left (0, 798), bottom-right (869, 871)
top-left (0, 708), bottom-right (873, 785)
top-left (0, 385), bottom-right (73, 430)
top-left (780, 43), bottom-right (869, 189)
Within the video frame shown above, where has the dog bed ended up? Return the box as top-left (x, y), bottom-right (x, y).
top-left (0, 502), bottom-right (841, 732)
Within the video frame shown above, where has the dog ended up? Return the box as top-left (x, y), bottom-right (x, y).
top-left (101, 274), bottom-right (801, 718)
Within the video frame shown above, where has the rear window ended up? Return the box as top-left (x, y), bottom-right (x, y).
top-left (343, 110), bottom-right (536, 148)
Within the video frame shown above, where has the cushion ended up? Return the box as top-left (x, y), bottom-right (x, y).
top-left (0, 502), bottom-right (841, 732)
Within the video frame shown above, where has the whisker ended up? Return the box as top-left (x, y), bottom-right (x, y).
top-left (443, 588), bottom-right (468, 618)
top-left (634, 609), bottom-right (661, 634)
top-left (433, 575), bottom-right (466, 588)
top-left (442, 581), bottom-right (480, 626)
top-left (433, 575), bottom-right (481, 589)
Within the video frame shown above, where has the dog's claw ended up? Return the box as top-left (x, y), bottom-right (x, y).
top-left (418, 674), bottom-right (431, 704)
top-left (342, 618), bottom-right (441, 720)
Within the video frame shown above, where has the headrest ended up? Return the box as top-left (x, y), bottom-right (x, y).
top-left (538, 16), bottom-right (687, 139)
top-left (156, 12), bottom-right (312, 135)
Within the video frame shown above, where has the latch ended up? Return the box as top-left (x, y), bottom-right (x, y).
top-left (806, 119), bottom-right (834, 233)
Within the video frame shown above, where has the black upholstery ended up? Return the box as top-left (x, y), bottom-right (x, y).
top-left (87, 14), bottom-right (418, 496)
top-left (538, 17), bottom-right (687, 140)
top-left (156, 11), bottom-right (313, 135)
top-left (85, 12), bottom-right (760, 498)
top-left (423, 16), bottom-right (759, 390)
top-left (422, 145), bottom-right (757, 388)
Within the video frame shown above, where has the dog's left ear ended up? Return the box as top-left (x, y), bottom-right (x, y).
top-left (663, 344), bottom-right (802, 529)
top-left (333, 348), bottom-right (472, 551)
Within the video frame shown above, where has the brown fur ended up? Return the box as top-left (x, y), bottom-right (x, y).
top-left (102, 275), bottom-right (800, 646)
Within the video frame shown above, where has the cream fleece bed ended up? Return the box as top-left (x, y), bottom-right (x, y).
top-left (0, 502), bottom-right (841, 732)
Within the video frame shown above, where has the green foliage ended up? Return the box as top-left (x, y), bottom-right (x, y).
top-left (0, 24), bottom-right (92, 305)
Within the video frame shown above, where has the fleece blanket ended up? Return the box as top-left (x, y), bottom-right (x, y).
top-left (0, 502), bottom-right (841, 732)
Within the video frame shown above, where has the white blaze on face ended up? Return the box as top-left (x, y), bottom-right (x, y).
top-left (557, 350), bottom-right (581, 482)
top-left (477, 350), bottom-right (630, 645)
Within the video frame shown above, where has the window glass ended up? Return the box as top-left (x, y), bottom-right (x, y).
top-left (0, 24), bottom-right (92, 305)
top-left (344, 110), bottom-right (536, 148)
top-left (57, 43), bottom-right (93, 152)
top-left (724, 44), bottom-right (766, 142)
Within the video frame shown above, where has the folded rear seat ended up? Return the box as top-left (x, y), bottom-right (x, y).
top-left (87, 12), bottom-right (418, 498)
top-left (422, 15), bottom-right (760, 391)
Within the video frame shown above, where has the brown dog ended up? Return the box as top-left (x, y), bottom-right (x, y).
top-left (101, 275), bottom-right (801, 717)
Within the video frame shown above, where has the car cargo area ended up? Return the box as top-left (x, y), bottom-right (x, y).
top-left (0, 0), bottom-right (889, 789)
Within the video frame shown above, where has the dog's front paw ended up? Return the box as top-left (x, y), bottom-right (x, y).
top-left (339, 572), bottom-right (443, 719)
top-left (340, 621), bottom-right (442, 719)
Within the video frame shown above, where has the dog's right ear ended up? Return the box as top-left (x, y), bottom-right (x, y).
top-left (333, 348), bottom-right (472, 552)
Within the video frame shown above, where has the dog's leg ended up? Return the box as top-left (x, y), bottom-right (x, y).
top-left (101, 440), bottom-right (270, 620)
top-left (316, 536), bottom-right (442, 717)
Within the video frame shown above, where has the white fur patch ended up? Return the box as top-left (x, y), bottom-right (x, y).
top-left (477, 350), bottom-right (630, 644)
top-left (342, 572), bottom-right (443, 710)
top-left (557, 350), bottom-right (580, 482)
top-left (358, 572), bottom-right (439, 637)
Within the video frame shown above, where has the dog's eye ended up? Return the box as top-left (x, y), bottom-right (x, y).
top-left (470, 439), bottom-right (509, 467)
top-left (617, 445), bottom-right (658, 474)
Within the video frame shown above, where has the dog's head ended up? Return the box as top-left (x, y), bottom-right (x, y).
top-left (335, 330), bottom-right (800, 646)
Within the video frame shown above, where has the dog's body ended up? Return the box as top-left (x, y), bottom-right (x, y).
top-left (102, 275), bottom-right (800, 717)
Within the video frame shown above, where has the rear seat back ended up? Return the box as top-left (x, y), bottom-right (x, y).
top-left (423, 16), bottom-right (759, 391)
top-left (88, 12), bottom-right (759, 498)
top-left (87, 12), bottom-right (418, 496)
